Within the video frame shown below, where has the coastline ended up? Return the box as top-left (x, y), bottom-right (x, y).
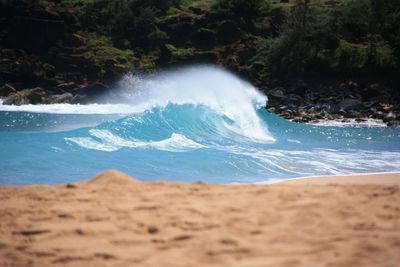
top-left (1, 170), bottom-right (399, 267)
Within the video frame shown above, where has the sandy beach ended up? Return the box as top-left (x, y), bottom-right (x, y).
top-left (1, 170), bottom-right (399, 267)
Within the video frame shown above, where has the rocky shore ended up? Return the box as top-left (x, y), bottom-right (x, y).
top-left (2, 60), bottom-right (399, 127)
top-left (263, 80), bottom-right (400, 127)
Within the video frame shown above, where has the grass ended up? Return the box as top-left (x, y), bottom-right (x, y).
top-left (83, 33), bottom-right (134, 69)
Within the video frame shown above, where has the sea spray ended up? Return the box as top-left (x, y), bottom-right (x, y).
top-left (110, 66), bottom-right (274, 141)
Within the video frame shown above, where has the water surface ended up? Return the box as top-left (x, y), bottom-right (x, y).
top-left (1, 66), bottom-right (399, 185)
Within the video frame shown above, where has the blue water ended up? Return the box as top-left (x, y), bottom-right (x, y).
top-left (1, 66), bottom-right (400, 185)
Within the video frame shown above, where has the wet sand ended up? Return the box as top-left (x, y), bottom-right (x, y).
top-left (1, 170), bottom-right (399, 267)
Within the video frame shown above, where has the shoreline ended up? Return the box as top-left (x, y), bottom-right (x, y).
top-left (1, 170), bottom-right (399, 267)
top-left (0, 100), bottom-right (394, 128)
top-left (263, 171), bottom-right (400, 185)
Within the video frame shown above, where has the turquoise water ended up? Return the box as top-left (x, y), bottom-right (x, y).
top-left (1, 66), bottom-right (400, 185)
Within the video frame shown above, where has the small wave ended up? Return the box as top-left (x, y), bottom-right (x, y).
top-left (65, 129), bottom-right (205, 152)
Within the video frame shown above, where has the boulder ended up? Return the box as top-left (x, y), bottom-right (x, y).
top-left (49, 93), bottom-right (74, 104)
top-left (3, 93), bottom-right (30, 105)
top-left (0, 84), bottom-right (16, 97)
top-left (23, 87), bottom-right (47, 104)
top-left (383, 112), bottom-right (397, 123)
top-left (268, 89), bottom-right (285, 100)
top-left (57, 82), bottom-right (79, 93)
top-left (338, 99), bottom-right (362, 111)
top-left (3, 87), bottom-right (47, 105)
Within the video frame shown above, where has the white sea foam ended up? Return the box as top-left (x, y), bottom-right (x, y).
top-left (310, 118), bottom-right (387, 128)
top-left (65, 129), bottom-right (205, 152)
top-left (0, 103), bottom-right (139, 114)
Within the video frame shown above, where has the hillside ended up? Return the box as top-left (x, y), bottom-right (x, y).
top-left (0, 0), bottom-right (399, 125)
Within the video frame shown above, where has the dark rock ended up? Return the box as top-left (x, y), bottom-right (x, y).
top-left (338, 99), bottom-right (362, 111)
top-left (3, 87), bottom-right (47, 105)
top-left (3, 93), bottom-right (29, 105)
top-left (23, 87), bottom-right (47, 104)
top-left (71, 94), bottom-right (88, 104)
top-left (269, 89), bottom-right (285, 100)
top-left (0, 71), bottom-right (21, 83)
top-left (49, 93), bottom-right (74, 104)
top-left (383, 112), bottom-right (397, 123)
top-left (62, 33), bottom-right (85, 48)
top-left (42, 63), bottom-right (56, 78)
top-left (362, 84), bottom-right (381, 100)
top-left (0, 84), bottom-right (16, 96)
top-left (293, 80), bottom-right (308, 94)
top-left (57, 82), bottom-right (79, 93)
top-left (340, 81), bottom-right (359, 91)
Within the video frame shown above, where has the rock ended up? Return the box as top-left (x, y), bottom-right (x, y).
top-left (23, 87), bottom-right (47, 104)
top-left (340, 81), bottom-right (359, 91)
top-left (3, 87), bottom-right (47, 105)
top-left (62, 33), bottom-right (85, 47)
top-left (269, 89), bottom-right (285, 100)
top-left (383, 112), bottom-right (397, 123)
top-left (338, 99), bottom-right (362, 111)
top-left (0, 84), bottom-right (16, 96)
top-left (362, 84), bottom-right (381, 100)
top-left (57, 82), bottom-right (79, 92)
top-left (49, 93), bottom-right (74, 104)
top-left (3, 93), bottom-right (30, 105)
top-left (42, 63), bottom-right (56, 78)
top-left (71, 94), bottom-right (88, 104)
top-left (293, 80), bottom-right (308, 94)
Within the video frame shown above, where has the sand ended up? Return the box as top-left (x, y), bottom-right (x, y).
top-left (1, 171), bottom-right (399, 267)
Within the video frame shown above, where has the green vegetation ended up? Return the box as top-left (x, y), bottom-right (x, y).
top-left (34, 0), bottom-right (400, 82)
top-left (83, 33), bottom-right (134, 70)
top-left (165, 44), bottom-right (194, 60)
top-left (264, 0), bottom-right (400, 77)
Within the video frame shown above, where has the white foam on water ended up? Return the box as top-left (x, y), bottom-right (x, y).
top-left (65, 129), bottom-right (205, 152)
top-left (0, 103), bottom-right (139, 114)
top-left (310, 118), bottom-right (387, 128)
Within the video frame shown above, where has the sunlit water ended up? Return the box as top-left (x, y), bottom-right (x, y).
top-left (1, 66), bottom-right (400, 185)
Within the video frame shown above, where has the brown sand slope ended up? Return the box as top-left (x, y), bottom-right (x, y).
top-left (1, 170), bottom-right (400, 267)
